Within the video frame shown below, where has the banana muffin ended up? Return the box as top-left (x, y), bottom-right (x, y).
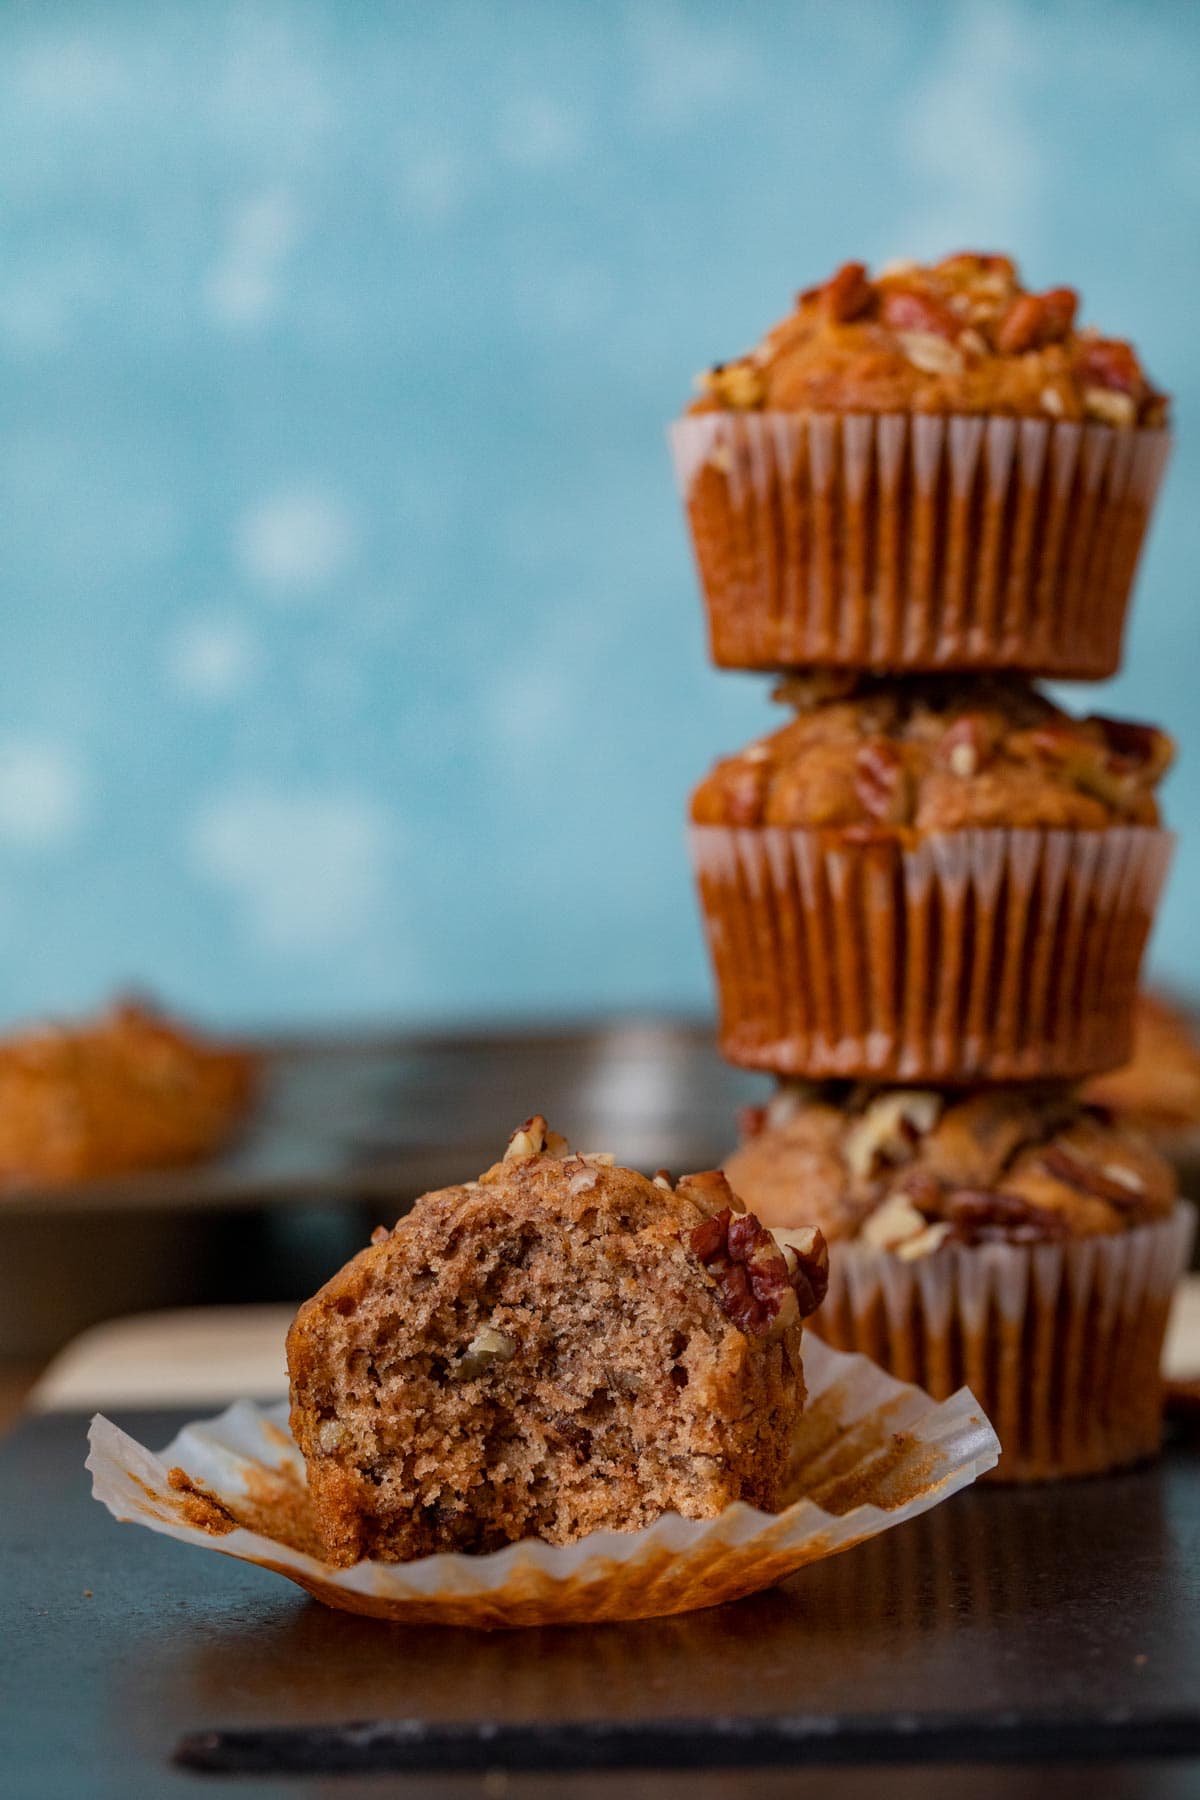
top-left (0, 998), bottom-right (256, 1188)
top-left (669, 251), bottom-right (1171, 674)
top-left (1087, 991), bottom-right (1200, 1149)
top-left (287, 1117), bottom-right (828, 1565)
top-left (690, 676), bottom-right (1173, 1082)
top-left (726, 1082), bottom-right (1192, 1481)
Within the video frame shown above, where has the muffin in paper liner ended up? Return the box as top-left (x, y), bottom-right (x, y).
top-left (785, 1205), bottom-right (1195, 1485)
top-left (669, 412), bottom-right (1171, 677)
top-left (85, 1336), bottom-right (997, 1629)
top-left (690, 822), bottom-right (1173, 1081)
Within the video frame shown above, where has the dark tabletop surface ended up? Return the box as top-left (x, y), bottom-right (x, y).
top-left (5, 1403), bottom-right (1200, 1799)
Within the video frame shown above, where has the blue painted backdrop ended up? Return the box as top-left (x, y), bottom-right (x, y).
top-left (2, 0), bottom-right (1197, 1026)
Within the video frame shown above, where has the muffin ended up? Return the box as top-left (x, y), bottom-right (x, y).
top-left (726, 1082), bottom-right (1193, 1481)
top-left (0, 997), bottom-right (256, 1187)
top-left (690, 675), bottom-right (1173, 1081)
top-left (1086, 991), bottom-right (1200, 1147)
top-left (670, 251), bottom-right (1171, 676)
top-left (287, 1116), bottom-right (828, 1565)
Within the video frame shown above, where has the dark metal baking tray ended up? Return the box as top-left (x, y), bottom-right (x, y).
top-left (3, 1404), bottom-right (1199, 1797)
top-left (0, 1019), bottom-right (761, 1218)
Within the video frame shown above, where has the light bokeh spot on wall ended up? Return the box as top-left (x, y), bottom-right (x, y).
top-left (0, 0), bottom-right (1196, 1026)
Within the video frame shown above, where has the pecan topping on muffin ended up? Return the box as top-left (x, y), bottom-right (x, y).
top-left (688, 1207), bottom-right (828, 1338)
top-left (728, 1083), bottom-right (1177, 1254)
top-left (689, 252), bottom-right (1168, 426)
top-left (690, 676), bottom-right (1171, 835)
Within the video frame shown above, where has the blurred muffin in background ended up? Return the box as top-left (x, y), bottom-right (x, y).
top-left (1086, 992), bottom-right (1200, 1148)
top-left (0, 997), bottom-right (256, 1189)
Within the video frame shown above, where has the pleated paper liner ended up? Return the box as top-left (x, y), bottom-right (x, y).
top-left (669, 412), bottom-right (1171, 676)
top-left (86, 1337), bottom-right (998, 1630)
top-left (777, 1205), bottom-right (1194, 1485)
top-left (690, 823), bottom-right (1173, 1081)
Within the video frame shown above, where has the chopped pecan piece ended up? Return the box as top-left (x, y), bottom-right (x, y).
top-left (821, 260), bottom-right (874, 323)
top-left (854, 742), bottom-right (913, 825)
top-left (898, 332), bottom-right (964, 376)
top-left (843, 1090), bottom-right (942, 1181)
top-left (1037, 1145), bottom-right (1146, 1210)
top-left (1095, 717), bottom-right (1173, 780)
top-left (937, 714), bottom-right (995, 779)
top-left (995, 293), bottom-right (1044, 355)
top-left (995, 287), bottom-right (1077, 354)
top-left (677, 1167), bottom-right (745, 1218)
top-left (1075, 336), bottom-right (1144, 397)
top-left (859, 1191), bottom-right (928, 1251)
top-left (455, 1326), bottom-right (518, 1381)
top-left (1039, 287), bottom-right (1079, 341)
top-left (780, 1228), bottom-right (830, 1318)
top-left (504, 1116), bottom-right (570, 1160)
top-left (699, 359), bottom-right (765, 409)
top-left (1085, 388), bottom-right (1137, 427)
top-left (880, 287), bottom-right (961, 340)
top-left (688, 1208), bottom-right (827, 1337)
top-left (942, 1188), bottom-right (1072, 1245)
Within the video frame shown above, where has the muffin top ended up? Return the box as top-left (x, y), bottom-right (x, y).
top-left (726, 1084), bottom-right (1177, 1255)
top-left (689, 675), bottom-right (1171, 834)
top-left (687, 252), bottom-right (1168, 428)
top-left (321, 1116), bottom-right (831, 1344)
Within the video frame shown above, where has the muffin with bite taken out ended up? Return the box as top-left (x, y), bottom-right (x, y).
top-left (287, 1117), bottom-right (828, 1565)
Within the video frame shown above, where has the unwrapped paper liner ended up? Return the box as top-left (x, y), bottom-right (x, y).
top-left (791, 1204), bottom-right (1195, 1484)
top-left (669, 412), bottom-right (1171, 676)
top-left (86, 1337), bottom-right (998, 1629)
top-left (690, 822), bottom-right (1173, 1081)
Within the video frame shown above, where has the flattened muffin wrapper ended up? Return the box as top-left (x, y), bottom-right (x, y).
top-left (789, 1204), bottom-right (1195, 1485)
top-left (690, 823), bottom-right (1173, 1082)
top-left (86, 1337), bottom-right (998, 1628)
top-left (669, 412), bottom-right (1170, 677)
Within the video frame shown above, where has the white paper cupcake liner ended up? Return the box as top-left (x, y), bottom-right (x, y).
top-left (670, 411), bottom-right (1171, 676)
top-left (691, 823), bottom-right (1174, 1081)
top-left (793, 1204), bottom-right (1195, 1484)
top-left (86, 1336), bottom-right (998, 1629)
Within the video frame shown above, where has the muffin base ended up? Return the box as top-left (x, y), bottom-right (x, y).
top-left (691, 823), bottom-right (1173, 1082)
top-left (805, 1205), bottom-right (1195, 1483)
top-left (670, 412), bottom-right (1171, 676)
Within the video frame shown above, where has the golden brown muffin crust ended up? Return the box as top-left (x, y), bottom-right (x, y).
top-left (727, 1085), bottom-right (1177, 1253)
top-left (689, 675), bottom-right (1171, 835)
top-left (688, 252), bottom-right (1168, 427)
top-left (287, 1118), bottom-right (828, 1565)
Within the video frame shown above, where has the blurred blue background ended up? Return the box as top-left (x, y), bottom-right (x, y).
top-left (1, 0), bottom-right (1197, 1028)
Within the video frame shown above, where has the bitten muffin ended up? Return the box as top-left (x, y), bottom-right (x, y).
top-left (0, 998), bottom-right (256, 1188)
top-left (287, 1117), bottom-right (828, 1565)
top-left (669, 251), bottom-right (1171, 674)
top-left (689, 676), bottom-right (1173, 1082)
top-left (726, 1083), bottom-right (1192, 1481)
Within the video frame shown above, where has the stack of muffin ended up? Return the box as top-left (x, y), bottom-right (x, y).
top-left (670, 252), bottom-right (1192, 1481)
